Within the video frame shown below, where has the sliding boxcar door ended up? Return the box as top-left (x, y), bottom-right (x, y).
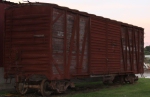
top-left (51, 8), bottom-right (89, 79)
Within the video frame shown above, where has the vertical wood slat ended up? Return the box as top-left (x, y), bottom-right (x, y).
top-left (49, 7), bottom-right (53, 79)
top-left (64, 10), bottom-right (67, 78)
top-left (120, 27), bottom-right (125, 71)
top-left (126, 27), bottom-right (131, 71)
top-left (67, 15), bottom-right (77, 78)
top-left (77, 15), bottom-right (80, 74)
top-left (106, 20), bottom-right (108, 73)
top-left (79, 19), bottom-right (88, 73)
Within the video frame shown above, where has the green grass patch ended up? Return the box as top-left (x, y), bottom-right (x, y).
top-left (0, 90), bottom-right (10, 96)
top-left (66, 78), bottom-right (150, 97)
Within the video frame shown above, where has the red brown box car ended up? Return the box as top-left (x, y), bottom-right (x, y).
top-left (3, 3), bottom-right (144, 96)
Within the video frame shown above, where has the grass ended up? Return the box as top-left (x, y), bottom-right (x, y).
top-left (66, 78), bottom-right (150, 97)
top-left (0, 78), bottom-right (150, 97)
top-left (0, 91), bottom-right (10, 96)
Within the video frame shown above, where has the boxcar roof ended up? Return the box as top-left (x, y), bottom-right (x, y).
top-left (6, 2), bottom-right (144, 30)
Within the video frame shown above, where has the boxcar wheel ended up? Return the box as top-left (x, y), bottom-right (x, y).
top-left (16, 83), bottom-right (28, 95)
top-left (40, 79), bottom-right (52, 96)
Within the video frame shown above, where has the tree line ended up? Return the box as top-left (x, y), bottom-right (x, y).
top-left (145, 46), bottom-right (150, 55)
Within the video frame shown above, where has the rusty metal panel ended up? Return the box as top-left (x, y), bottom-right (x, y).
top-left (90, 17), bottom-right (107, 74)
top-left (90, 17), bottom-right (122, 74)
top-left (90, 16), bottom-right (144, 75)
top-left (4, 5), bottom-right (51, 80)
top-left (107, 21), bottom-right (121, 73)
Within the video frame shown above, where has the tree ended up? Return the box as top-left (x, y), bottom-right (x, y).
top-left (144, 46), bottom-right (150, 55)
top-left (145, 46), bottom-right (150, 51)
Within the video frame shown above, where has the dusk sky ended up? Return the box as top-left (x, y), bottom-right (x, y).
top-left (9, 0), bottom-right (150, 47)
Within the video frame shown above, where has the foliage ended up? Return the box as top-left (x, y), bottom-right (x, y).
top-left (144, 46), bottom-right (150, 64)
top-left (0, 91), bottom-right (9, 96)
top-left (144, 46), bottom-right (150, 55)
top-left (145, 46), bottom-right (150, 52)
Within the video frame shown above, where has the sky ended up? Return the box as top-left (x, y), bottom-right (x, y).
top-left (8, 0), bottom-right (150, 47)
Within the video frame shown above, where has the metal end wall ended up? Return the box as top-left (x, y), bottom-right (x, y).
top-left (0, 1), bottom-right (14, 67)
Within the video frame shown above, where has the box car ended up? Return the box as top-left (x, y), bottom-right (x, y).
top-left (0, 0), bottom-right (15, 67)
top-left (4, 3), bottom-right (144, 96)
